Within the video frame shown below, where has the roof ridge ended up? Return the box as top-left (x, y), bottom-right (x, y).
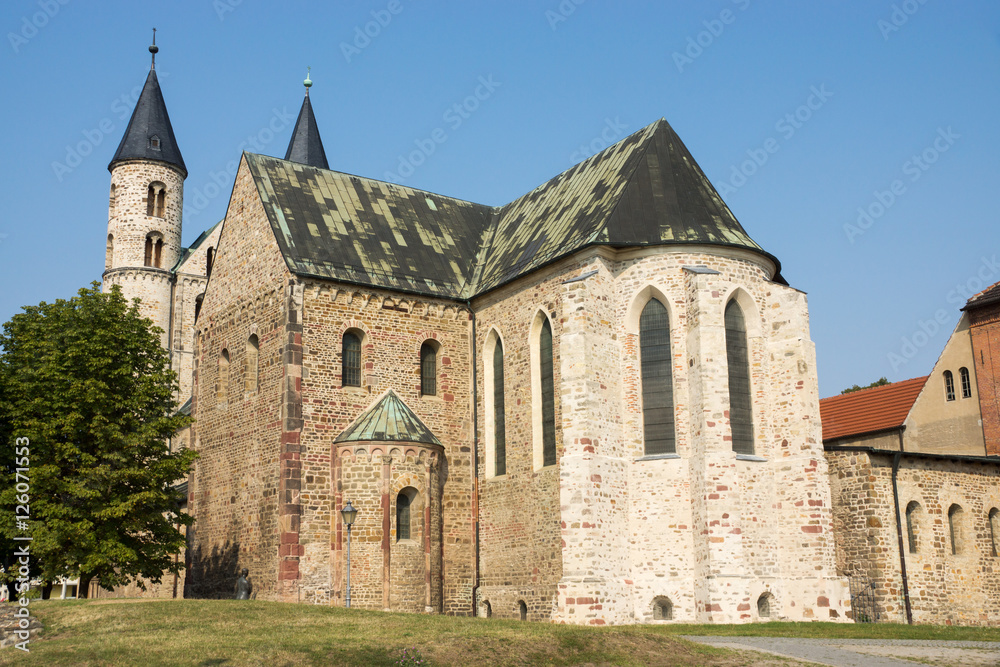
top-left (821, 375), bottom-right (928, 401)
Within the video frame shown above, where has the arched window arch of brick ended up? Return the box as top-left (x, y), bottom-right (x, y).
top-left (529, 310), bottom-right (557, 469)
top-left (217, 348), bottom-right (230, 407)
top-left (105, 234), bottom-right (114, 270)
top-left (905, 501), bottom-right (921, 553)
top-left (146, 181), bottom-right (166, 218)
top-left (245, 334), bottom-right (259, 394)
top-left (144, 232), bottom-right (164, 268)
top-left (725, 299), bottom-right (754, 455)
top-left (948, 504), bottom-right (965, 555)
top-left (483, 329), bottom-right (506, 478)
top-left (960, 367), bottom-right (972, 399)
top-left (341, 329), bottom-right (364, 388)
top-left (639, 298), bottom-right (675, 456)
top-left (944, 370), bottom-right (956, 402)
top-left (395, 487), bottom-right (418, 541)
top-left (420, 340), bottom-right (439, 397)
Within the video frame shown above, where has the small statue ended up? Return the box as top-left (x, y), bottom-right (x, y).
top-left (234, 568), bottom-right (252, 600)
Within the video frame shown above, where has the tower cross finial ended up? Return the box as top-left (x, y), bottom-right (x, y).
top-left (304, 66), bottom-right (313, 96)
top-left (149, 28), bottom-right (159, 70)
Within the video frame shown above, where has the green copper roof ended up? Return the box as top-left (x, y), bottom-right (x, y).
top-left (335, 390), bottom-right (442, 445)
top-left (246, 118), bottom-right (785, 299)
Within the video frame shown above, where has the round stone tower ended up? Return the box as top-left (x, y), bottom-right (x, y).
top-left (103, 36), bottom-right (187, 345)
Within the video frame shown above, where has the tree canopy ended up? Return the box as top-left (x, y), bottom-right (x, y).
top-left (0, 283), bottom-right (195, 597)
top-left (840, 377), bottom-right (891, 394)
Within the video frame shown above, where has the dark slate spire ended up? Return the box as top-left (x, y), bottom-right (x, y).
top-left (284, 69), bottom-right (329, 169)
top-left (108, 34), bottom-right (187, 177)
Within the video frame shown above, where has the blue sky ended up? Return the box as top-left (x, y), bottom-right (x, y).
top-left (1, 0), bottom-right (997, 398)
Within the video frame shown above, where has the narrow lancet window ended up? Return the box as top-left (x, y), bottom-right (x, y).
top-left (540, 318), bottom-right (556, 466)
top-left (494, 341), bottom-right (506, 476)
top-left (420, 342), bottom-right (437, 396)
top-left (342, 332), bottom-right (361, 387)
top-left (944, 370), bottom-right (955, 401)
top-left (960, 367), bottom-right (972, 399)
top-left (640, 299), bottom-right (675, 455)
top-left (725, 300), bottom-right (754, 455)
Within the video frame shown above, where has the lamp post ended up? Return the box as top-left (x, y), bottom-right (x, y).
top-left (341, 500), bottom-right (358, 608)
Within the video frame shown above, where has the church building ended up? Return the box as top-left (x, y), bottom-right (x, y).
top-left (103, 43), bottom-right (849, 623)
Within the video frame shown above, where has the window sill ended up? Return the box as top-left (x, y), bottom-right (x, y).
top-left (420, 394), bottom-right (443, 402)
top-left (736, 454), bottom-right (767, 462)
top-left (635, 453), bottom-right (681, 462)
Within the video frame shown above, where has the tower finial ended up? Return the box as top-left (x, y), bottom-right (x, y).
top-left (304, 66), bottom-right (312, 95)
top-left (149, 28), bottom-right (158, 70)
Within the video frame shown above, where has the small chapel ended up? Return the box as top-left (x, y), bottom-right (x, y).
top-left (102, 43), bottom-right (850, 624)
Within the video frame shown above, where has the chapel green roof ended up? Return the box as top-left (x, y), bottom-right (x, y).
top-left (335, 390), bottom-right (442, 445)
top-left (246, 118), bottom-right (784, 300)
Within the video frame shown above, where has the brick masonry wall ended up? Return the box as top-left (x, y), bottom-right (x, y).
top-left (969, 302), bottom-right (1000, 455)
top-left (827, 449), bottom-right (1000, 625)
top-left (187, 157), bottom-right (290, 600)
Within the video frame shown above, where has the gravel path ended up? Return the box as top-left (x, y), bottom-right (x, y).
top-left (681, 636), bottom-right (1000, 667)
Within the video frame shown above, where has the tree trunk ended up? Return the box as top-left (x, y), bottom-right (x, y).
top-left (78, 575), bottom-right (93, 599)
top-left (40, 581), bottom-right (53, 600)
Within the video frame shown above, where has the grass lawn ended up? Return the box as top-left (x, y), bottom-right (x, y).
top-left (3, 599), bottom-right (997, 666)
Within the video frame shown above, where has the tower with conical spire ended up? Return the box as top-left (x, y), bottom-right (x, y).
top-left (103, 31), bottom-right (187, 346)
top-left (284, 68), bottom-right (329, 169)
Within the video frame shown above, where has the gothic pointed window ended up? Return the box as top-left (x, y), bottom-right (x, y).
top-left (725, 300), bottom-right (754, 455)
top-left (960, 367), bottom-right (972, 399)
top-left (494, 340), bottom-right (506, 476)
top-left (640, 299), bottom-right (675, 455)
top-left (420, 342), bottom-right (437, 396)
top-left (944, 370), bottom-right (955, 401)
top-left (218, 349), bottom-right (230, 407)
top-left (342, 331), bottom-right (362, 387)
top-left (540, 318), bottom-right (556, 466)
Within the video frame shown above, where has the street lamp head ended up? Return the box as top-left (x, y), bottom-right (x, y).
top-left (341, 500), bottom-right (358, 528)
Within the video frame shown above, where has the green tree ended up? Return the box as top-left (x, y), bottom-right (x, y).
top-left (841, 377), bottom-right (891, 394)
top-left (0, 283), bottom-right (195, 597)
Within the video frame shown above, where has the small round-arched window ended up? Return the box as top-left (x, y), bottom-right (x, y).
top-left (652, 596), bottom-right (673, 621)
top-left (757, 592), bottom-right (774, 618)
top-left (481, 600), bottom-right (492, 618)
top-left (518, 600), bottom-right (527, 621)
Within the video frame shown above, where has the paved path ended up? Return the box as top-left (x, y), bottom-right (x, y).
top-left (682, 636), bottom-right (1000, 667)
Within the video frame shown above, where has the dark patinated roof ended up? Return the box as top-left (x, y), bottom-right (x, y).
top-left (247, 118), bottom-right (784, 300)
top-left (335, 390), bottom-right (442, 445)
top-left (284, 92), bottom-right (329, 170)
top-left (109, 68), bottom-right (186, 177)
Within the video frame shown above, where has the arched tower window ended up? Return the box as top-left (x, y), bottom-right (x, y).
top-left (396, 489), bottom-right (416, 541)
top-left (725, 300), bottom-right (754, 455)
top-left (494, 340), bottom-right (506, 476)
top-left (990, 508), bottom-right (1000, 557)
top-left (944, 370), bottom-right (955, 401)
top-left (154, 238), bottom-right (163, 268)
top-left (144, 232), bottom-right (163, 268)
top-left (144, 236), bottom-right (153, 266)
top-left (105, 234), bottom-right (114, 270)
top-left (147, 181), bottom-right (166, 218)
top-left (539, 317), bottom-right (556, 466)
top-left (639, 298), bottom-right (675, 455)
top-left (342, 331), bottom-right (362, 387)
top-left (109, 184), bottom-right (116, 218)
top-left (246, 334), bottom-right (259, 394)
top-left (218, 349), bottom-right (230, 406)
top-left (948, 504), bottom-right (964, 555)
top-left (206, 247), bottom-right (215, 280)
top-left (420, 341), bottom-right (437, 396)
top-left (960, 367), bottom-right (972, 399)
top-left (905, 501), bottom-right (920, 553)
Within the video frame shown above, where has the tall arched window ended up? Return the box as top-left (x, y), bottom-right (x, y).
top-left (639, 299), bottom-right (675, 455)
top-left (147, 182), bottom-right (166, 218)
top-left (246, 334), bottom-right (259, 394)
top-left (218, 349), bottom-right (230, 406)
top-left (109, 184), bottom-right (117, 218)
top-left (944, 370), bottom-right (956, 401)
top-left (105, 234), bottom-right (114, 270)
top-left (154, 238), bottom-right (163, 268)
top-left (540, 318), bottom-right (556, 466)
top-left (342, 331), bottom-right (362, 387)
top-left (144, 235), bottom-right (153, 266)
top-left (990, 508), bottom-right (1000, 557)
top-left (194, 294), bottom-right (204, 321)
top-left (905, 501), bottom-right (920, 553)
top-left (206, 247), bottom-right (215, 279)
top-left (948, 504), bottom-right (963, 555)
top-left (960, 367), bottom-right (972, 399)
top-left (396, 490), bottom-right (413, 541)
top-left (494, 341), bottom-right (506, 476)
top-left (420, 341), bottom-right (437, 396)
top-left (725, 300), bottom-right (754, 455)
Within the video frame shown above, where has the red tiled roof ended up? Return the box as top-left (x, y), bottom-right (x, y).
top-left (819, 376), bottom-right (928, 442)
top-left (964, 280), bottom-right (1000, 310)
